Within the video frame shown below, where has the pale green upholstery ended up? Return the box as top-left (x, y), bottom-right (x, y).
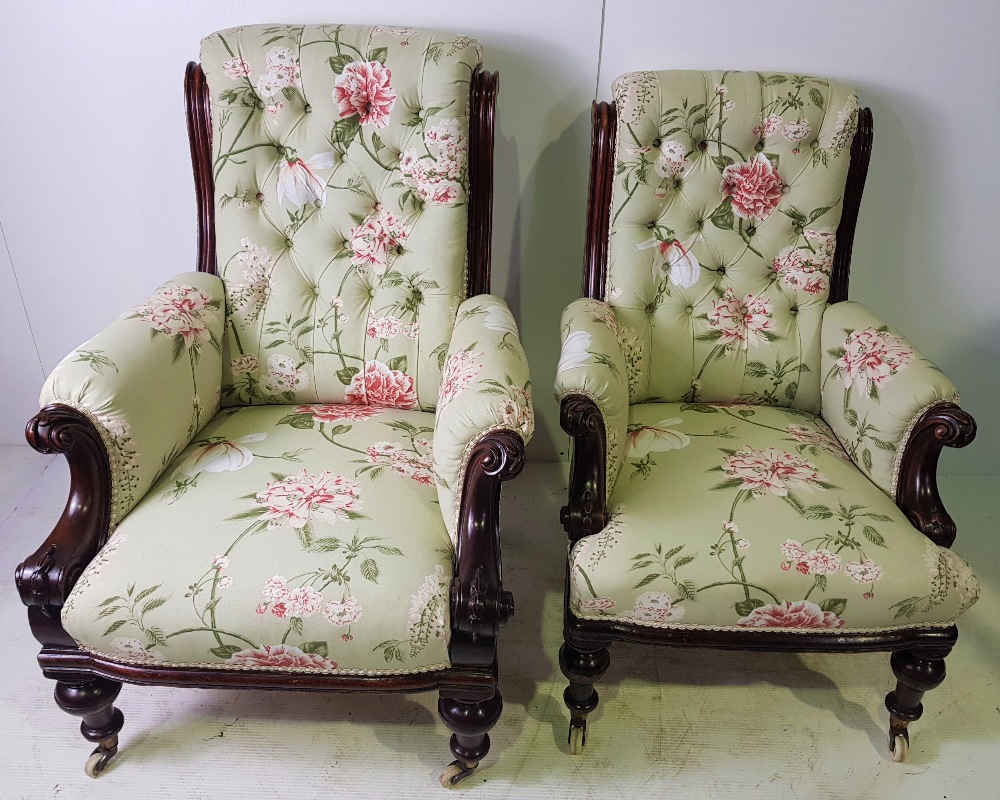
top-left (41, 273), bottom-right (225, 525)
top-left (821, 301), bottom-right (959, 497)
top-left (37, 24), bottom-right (530, 678)
top-left (557, 70), bottom-right (977, 640)
top-left (607, 71), bottom-right (857, 410)
top-left (63, 405), bottom-right (451, 674)
top-left (555, 298), bottom-right (629, 499)
top-left (568, 403), bottom-right (978, 631)
top-left (434, 296), bottom-right (533, 541)
top-left (201, 25), bottom-right (482, 410)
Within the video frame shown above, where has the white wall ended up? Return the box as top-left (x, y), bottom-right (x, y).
top-left (1, 0), bottom-right (996, 474)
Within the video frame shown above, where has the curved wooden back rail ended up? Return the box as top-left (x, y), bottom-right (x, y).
top-left (830, 106), bottom-right (874, 304)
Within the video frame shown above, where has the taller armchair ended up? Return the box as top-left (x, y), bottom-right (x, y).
top-left (16, 24), bottom-right (532, 787)
top-left (556, 71), bottom-right (977, 761)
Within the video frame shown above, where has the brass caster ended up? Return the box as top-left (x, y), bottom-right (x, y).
top-left (568, 723), bottom-right (586, 756)
top-left (84, 737), bottom-right (118, 778)
top-left (440, 759), bottom-right (479, 788)
top-left (889, 731), bottom-right (909, 763)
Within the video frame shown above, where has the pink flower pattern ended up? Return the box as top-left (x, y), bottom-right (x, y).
top-left (333, 60), bottom-right (397, 128)
top-left (720, 154), bottom-right (783, 221)
top-left (294, 404), bottom-right (385, 423)
top-left (737, 600), bottom-right (845, 629)
top-left (227, 644), bottom-right (338, 670)
top-left (722, 446), bottom-right (825, 497)
top-left (439, 350), bottom-right (485, 409)
top-left (836, 328), bottom-right (914, 394)
top-left (345, 360), bottom-right (417, 408)
top-left (707, 289), bottom-right (776, 349)
top-left (255, 469), bottom-right (362, 529)
top-left (135, 285), bottom-right (219, 351)
top-left (348, 206), bottom-right (410, 277)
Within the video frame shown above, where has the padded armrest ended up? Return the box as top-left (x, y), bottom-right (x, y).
top-left (39, 272), bottom-right (225, 526)
top-left (821, 300), bottom-right (960, 498)
top-left (555, 298), bottom-right (629, 498)
top-left (433, 295), bottom-right (533, 543)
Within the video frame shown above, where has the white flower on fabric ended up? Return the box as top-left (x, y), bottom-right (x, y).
top-left (324, 597), bottom-right (363, 626)
top-left (638, 237), bottom-right (701, 288)
top-left (653, 140), bottom-right (690, 178)
top-left (715, 83), bottom-right (728, 96)
top-left (557, 330), bottom-right (592, 374)
top-left (625, 419), bottom-right (690, 457)
top-left (212, 556), bottom-right (230, 570)
top-left (628, 592), bottom-right (685, 623)
top-left (782, 120), bottom-right (811, 143)
top-left (846, 559), bottom-right (884, 584)
top-left (277, 151), bottom-right (336, 209)
top-left (176, 433), bottom-right (267, 477)
top-left (110, 637), bottom-right (163, 662)
top-left (483, 304), bottom-right (518, 336)
top-left (222, 57), bottom-right (251, 80)
top-left (287, 586), bottom-right (323, 618)
top-left (781, 539), bottom-right (805, 560)
top-left (802, 549), bottom-right (842, 575)
top-left (218, 576), bottom-right (234, 589)
top-left (262, 354), bottom-right (310, 394)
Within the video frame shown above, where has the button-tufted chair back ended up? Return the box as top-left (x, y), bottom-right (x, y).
top-left (606, 71), bottom-right (859, 411)
top-left (200, 24), bottom-right (483, 410)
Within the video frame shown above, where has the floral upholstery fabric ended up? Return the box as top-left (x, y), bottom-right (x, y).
top-left (201, 25), bottom-right (482, 409)
top-left (554, 298), bottom-right (629, 499)
top-left (40, 273), bottom-right (225, 526)
top-left (606, 71), bottom-right (858, 411)
top-left (433, 296), bottom-right (533, 541)
top-left (569, 403), bottom-right (978, 632)
top-left (821, 301), bottom-right (959, 497)
top-left (63, 404), bottom-right (453, 674)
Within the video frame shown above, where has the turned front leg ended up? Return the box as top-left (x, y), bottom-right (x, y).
top-left (54, 677), bottom-right (125, 777)
top-left (884, 645), bottom-right (950, 761)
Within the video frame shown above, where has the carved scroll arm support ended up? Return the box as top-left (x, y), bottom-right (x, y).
top-left (895, 403), bottom-right (976, 548)
top-left (559, 395), bottom-right (608, 543)
top-left (16, 405), bottom-right (113, 647)
top-left (449, 430), bottom-right (524, 668)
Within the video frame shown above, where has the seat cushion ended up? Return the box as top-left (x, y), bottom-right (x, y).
top-left (63, 405), bottom-right (452, 675)
top-left (569, 403), bottom-right (978, 632)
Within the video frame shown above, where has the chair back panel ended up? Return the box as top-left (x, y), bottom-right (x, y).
top-left (607, 71), bottom-right (858, 411)
top-left (201, 24), bottom-right (482, 409)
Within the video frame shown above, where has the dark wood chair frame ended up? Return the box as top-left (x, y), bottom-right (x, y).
top-left (15, 63), bottom-right (524, 788)
top-left (558, 100), bottom-right (977, 761)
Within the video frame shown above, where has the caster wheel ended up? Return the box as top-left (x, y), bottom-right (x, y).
top-left (889, 732), bottom-right (909, 763)
top-left (84, 747), bottom-right (116, 778)
top-left (439, 759), bottom-right (478, 788)
top-left (568, 724), bottom-right (586, 755)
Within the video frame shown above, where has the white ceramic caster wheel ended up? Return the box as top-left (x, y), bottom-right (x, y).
top-left (568, 725), bottom-right (586, 755)
top-left (84, 750), bottom-right (112, 778)
top-left (889, 732), bottom-right (909, 763)
top-left (439, 760), bottom-right (478, 788)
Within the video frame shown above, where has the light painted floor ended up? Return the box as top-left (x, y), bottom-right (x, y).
top-left (1, 445), bottom-right (997, 799)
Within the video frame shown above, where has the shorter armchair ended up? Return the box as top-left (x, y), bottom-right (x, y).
top-left (556, 70), bottom-right (978, 762)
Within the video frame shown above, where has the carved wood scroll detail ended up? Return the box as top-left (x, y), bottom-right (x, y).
top-left (895, 403), bottom-right (976, 548)
top-left (450, 431), bottom-right (523, 667)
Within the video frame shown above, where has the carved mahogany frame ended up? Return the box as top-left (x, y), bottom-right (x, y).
top-left (559, 94), bottom-right (977, 736)
top-left (17, 60), bottom-right (520, 774)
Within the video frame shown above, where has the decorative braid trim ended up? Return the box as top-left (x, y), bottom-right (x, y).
top-left (890, 395), bottom-right (961, 497)
top-left (77, 643), bottom-right (451, 676)
top-left (572, 612), bottom-right (959, 633)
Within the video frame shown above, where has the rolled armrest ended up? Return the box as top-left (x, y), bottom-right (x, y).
top-left (555, 299), bottom-right (629, 503)
top-left (37, 272), bottom-right (225, 527)
top-left (433, 295), bottom-right (533, 543)
top-left (821, 300), bottom-right (962, 498)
